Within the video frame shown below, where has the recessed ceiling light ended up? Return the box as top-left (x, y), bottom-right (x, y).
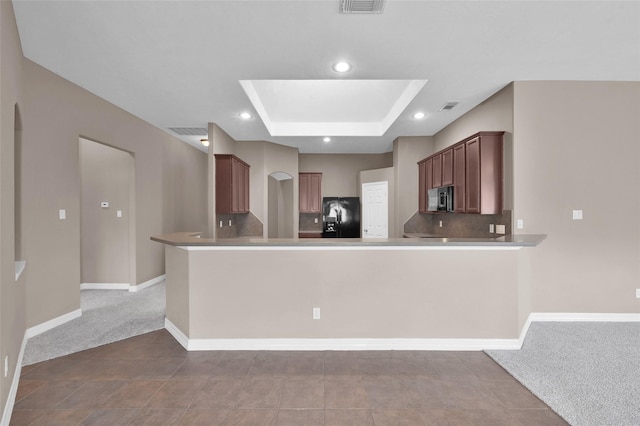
top-left (323, 137), bottom-right (331, 143)
top-left (239, 112), bottom-right (252, 120)
top-left (200, 139), bottom-right (209, 147)
top-left (332, 62), bottom-right (351, 73)
top-left (413, 112), bottom-right (426, 119)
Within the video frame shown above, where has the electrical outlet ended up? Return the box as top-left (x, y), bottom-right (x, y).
top-left (312, 308), bottom-right (321, 320)
top-left (489, 224), bottom-right (495, 233)
top-left (496, 224), bottom-right (506, 234)
top-left (517, 219), bottom-right (524, 229)
top-left (572, 210), bottom-right (583, 220)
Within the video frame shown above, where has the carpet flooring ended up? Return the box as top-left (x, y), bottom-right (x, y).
top-left (22, 282), bottom-right (166, 366)
top-left (486, 322), bottom-right (640, 426)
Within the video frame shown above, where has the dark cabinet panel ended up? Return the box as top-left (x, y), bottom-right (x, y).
top-left (442, 148), bottom-right (454, 186)
top-left (299, 172), bottom-right (322, 213)
top-left (417, 131), bottom-right (503, 215)
top-left (465, 133), bottom-right (503, 214)
top-left (453, 144), bottom-right (466, 213)
top-left (432, 153), bottom-right (443, 188)
top-left (425, 157), bottom-right (434, 191)
top-left (465, 137), bottom-right (481, 213)
top-left (215, 154), bottom-right (250, 214)
top-left (418, 160), bottom-right (427, 213)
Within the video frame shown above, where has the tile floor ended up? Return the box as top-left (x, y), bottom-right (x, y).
top-left (11, 330), bottom-right (567, 425)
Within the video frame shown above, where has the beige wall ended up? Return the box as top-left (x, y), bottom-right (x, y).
top-left (513, 81), bottom-right (640, 316)
top-left (299, 153), bottom-right (392, 198)
top-left (21, 59), bottom-right (207, 329)
top-left (393, 136), bottom-right (434, 233)
top-left (433, 83), bottom-right (515, 210)
top-left (168, 247), bottom-right (520, 340)
top-left (0, 0), bottom-right (26, 419)
top-left (359, 167), bottom-right (396, 237)
top-left (80, 139), bottom-right (133, 284)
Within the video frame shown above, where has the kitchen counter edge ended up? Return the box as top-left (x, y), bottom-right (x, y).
top-left (151, 232), bottom-right (546, 247)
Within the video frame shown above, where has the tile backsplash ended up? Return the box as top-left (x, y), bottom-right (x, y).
top-left (216, 212), bottom-right (263, 238)
top-left (404, 210), bottom-right (512, 238)
top-left (299, 213), bottom-right (323, 232)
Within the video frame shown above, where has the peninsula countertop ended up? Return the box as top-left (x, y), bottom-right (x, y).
top-left (151, 232), bottom-right (546, 248)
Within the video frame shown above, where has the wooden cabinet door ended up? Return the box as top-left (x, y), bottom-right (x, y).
top-left (432, 154), bottom-right (443, 188)
top-left (465, 137), bottom-right (481, 213)
top-left (231, 158), bottom-right (240, 213)
top-left (418, 160), bottom-right (426, 213)
top-left (425, 157), bottom-right (433, 191)
top-left (299, 173), bottom-right (310, 212)
top-left (309, 173), bottom-right (322, 213)
top-left (453, 144), bottom-right (466, 212)
top-left (299, 173), bottom-right (322, 213)
top-left (215, 154), bottom-right (250, 214)
top-left (442, 149), bottom-right (454, 186)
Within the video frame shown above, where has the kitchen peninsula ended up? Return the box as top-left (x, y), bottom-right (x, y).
top-left (152, 232), bottom-right (545, 351)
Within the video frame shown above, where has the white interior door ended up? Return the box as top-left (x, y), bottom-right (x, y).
top-left (362, 181), bottom-right (388, 238)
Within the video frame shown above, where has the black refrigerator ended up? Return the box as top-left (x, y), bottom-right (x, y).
top-left (322, 197), bottom-right (361, 238)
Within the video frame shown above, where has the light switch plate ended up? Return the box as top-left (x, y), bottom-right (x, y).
top-left (572, 210), bottom-right (583, 220)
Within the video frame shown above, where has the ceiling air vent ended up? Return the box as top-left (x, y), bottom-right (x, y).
top-left (340, 0), bottom-right (385, 14)
top-left (438, 102), bottom-right (459, 111)
top-left (168, 127), bottom-right (208, 136)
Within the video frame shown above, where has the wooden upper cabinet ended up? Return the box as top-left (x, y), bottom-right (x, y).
top-left (465, 132), bottom-right (504, 214)
top-left (215, 154), bottom-right (250, 214)
top-left (417, 131), bottom-right (504, 215)
top-left (299, 172), bottom-right (322, 213)
top-left (441, 148), bottom-right (454, 186)
top-left (425, 157), bottom-right (434, 191)
top-left (432, 153), bottom-right (443, 188)
top-left (452, 144), bottom-right (466, 213)
top-left (465, 137), bottom-right (481, 213)
top-left (418, 160), bottom-right (427, 213)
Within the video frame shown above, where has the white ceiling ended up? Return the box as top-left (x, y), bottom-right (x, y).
top-left (12, 0), bottom-right (640, 154)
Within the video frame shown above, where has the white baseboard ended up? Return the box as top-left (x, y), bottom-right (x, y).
top-left (79, 274), bottom-right (165, 293)
top-left (528, 312), bottom-right (640, 322)
top-left (1, 332), bottom-right (27, 426)
top-left (130, 274), bottom-right (166, 292)
top-left (166, 313), bottom-right (640, 352)
top-left (26, 309), bottom-right (82, 339)
top-left (164, 318), bottom-right (521, 351)
top-left (80, 283), bottom-right (130, 291)
top-left (164, 318), bottom-right (190, 350)
top-left (517, 312), bottom-right (640, 349)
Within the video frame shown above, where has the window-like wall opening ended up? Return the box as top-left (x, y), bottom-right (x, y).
top-left (14, 103), bottom-right (23, 261)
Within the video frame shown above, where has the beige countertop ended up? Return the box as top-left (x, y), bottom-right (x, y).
top-left (151, 232), bottom-right (546, 248)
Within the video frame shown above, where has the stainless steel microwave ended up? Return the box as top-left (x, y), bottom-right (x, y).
top-left (427, 186), bottom-right (454, 212)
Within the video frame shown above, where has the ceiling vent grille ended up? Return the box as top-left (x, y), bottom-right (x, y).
top-left (168, 127), bottom-right (208, 136)
top-left (438, 102), bottom-right (459, 111)
top-left (340, 0), bottom-right (385, 14)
